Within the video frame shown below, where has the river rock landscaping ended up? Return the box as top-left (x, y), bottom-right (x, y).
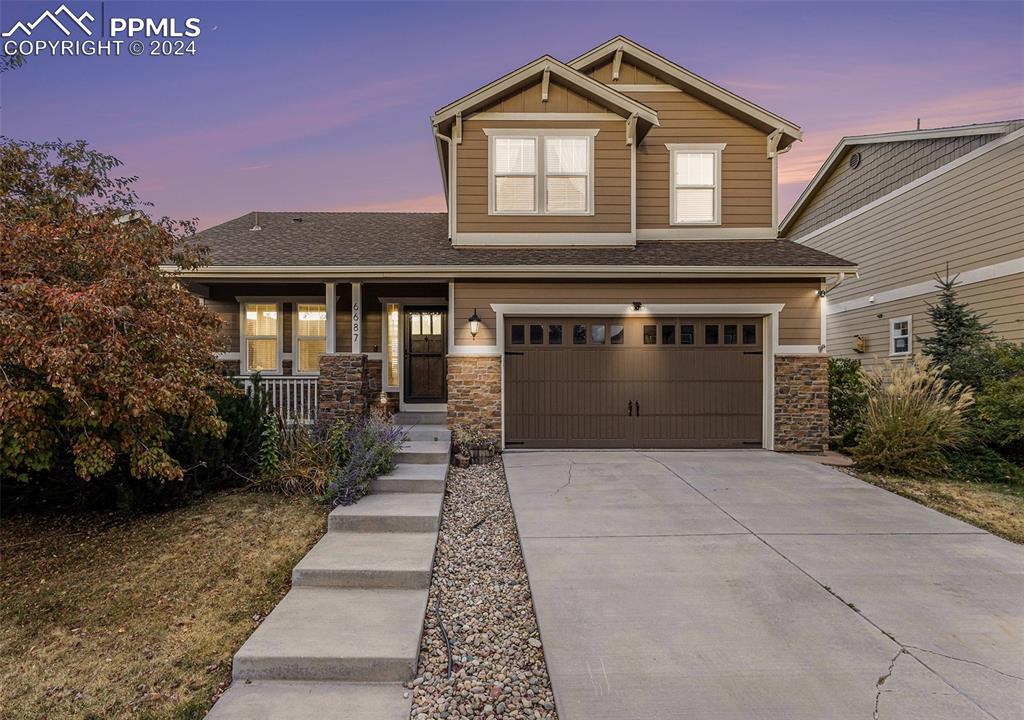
top-left (409, 459), bottom-right (557, 720)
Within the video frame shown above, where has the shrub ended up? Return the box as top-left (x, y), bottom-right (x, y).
top-left (324, 409), bottom-right (406, 507)
top-left (828, 357), bottom-right (867, 449)
top-left (264, 420), bottom-right (349, 496)
top-left (854, 357), bottom-right (974, 477)
top-left (975, 376), bottom-right (1024, 460)
top-left (946, 446), bottom-right (1024, 485)
top-left (258, 413), bottom-right (282, 481)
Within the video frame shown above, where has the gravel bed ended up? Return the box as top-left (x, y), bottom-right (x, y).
top-left (409, 459), bottom-right (558, 720)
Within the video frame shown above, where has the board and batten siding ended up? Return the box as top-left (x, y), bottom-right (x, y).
top-left (451, 279), bottom-right (821, 347)
top-left (456, 109), bottom-right (631, 235)
top-left (800, 134), bottom-right (1024, 305)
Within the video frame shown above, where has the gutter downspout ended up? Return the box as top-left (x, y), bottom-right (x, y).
top-left (433, 123), bottom-right (455, 241)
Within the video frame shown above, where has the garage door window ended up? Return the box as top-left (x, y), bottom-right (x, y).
top-left (549, 324), bottom-right (563, 344)
top-left (705, 325), bottom-right (719, 344)
top-left (530, 324), bottom-right (544, 344)
top-left (661, 325), bottom-right (676, 344)
top-left (681, 324), bottom-right (695, 345)
top-left (511, 324), bottom-right (525, 345)
top-left (643, 325), bottom-right (657, 344)
top-left (591, 324), bottom-right (606, 344)
top-left (724, 324), bottom-right (738, 345)
top-left (743, 324), bottom-right (757, 344)
top-left (573, 324), bottom-right (587, 344)
top-left (610, 324), bottom-right (624, 344)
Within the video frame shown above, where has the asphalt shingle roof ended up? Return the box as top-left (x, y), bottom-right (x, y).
top-left (196, 212), bottom-right (856, 268)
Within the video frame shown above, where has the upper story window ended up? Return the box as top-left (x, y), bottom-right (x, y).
top-left (890, 316), bottom-right (912, 356)
top-left (487, 129), bottom-right (596, 215)
top-left (667, 143), bottom-right (725, 225)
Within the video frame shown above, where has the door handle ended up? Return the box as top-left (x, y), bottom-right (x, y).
top-left (628, 400), bottom-right (633, 416)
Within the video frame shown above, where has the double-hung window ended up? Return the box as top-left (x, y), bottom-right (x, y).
top-left (244, 302), bottom-right (280, 374)
top-left (488, 131), bottom-right (595, 215)
top-left (890, 316), bottom-right (912, 356)
top-left (295, 303), bottom-right (327, 374)
top-left (667, 143), bottom-right (724, 225)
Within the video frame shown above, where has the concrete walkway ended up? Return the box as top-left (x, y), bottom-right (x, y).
top-left (206, 413), bottom-right (449, 720)
top-left (504, 450), bottom-right (1024, 720)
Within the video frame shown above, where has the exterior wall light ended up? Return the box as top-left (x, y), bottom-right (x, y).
top-left (469, 308), bottom-right (481, 338)
top-left (632, 301), bottom-right (644, 311)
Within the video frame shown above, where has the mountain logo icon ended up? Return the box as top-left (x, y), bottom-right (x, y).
top-left (2, 4), bottom-right (95, 37)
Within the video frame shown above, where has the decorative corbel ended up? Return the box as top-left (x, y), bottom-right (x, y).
top-left (626, 113), bottom-right (637, 146)
top-left (541, 67), bottom-right (550, 102)
top-left (612, 46), bottom-right (624, 81)
top-left (767, 128), bottom-right (787, 159)
top-left (454, 112), bottom-right (463, 145)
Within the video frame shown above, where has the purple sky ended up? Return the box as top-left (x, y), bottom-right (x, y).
top-left (3, 1), bottom-right (1022, 230)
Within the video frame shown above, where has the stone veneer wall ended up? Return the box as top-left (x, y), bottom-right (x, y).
top-left (365, 358), bottom-right (398, 417)
top-left (318, 353), bottom-right (368, 426)
top-left (447, 356), bottom-right (502, 446)
top-left (774, 355), bottom-right (829, 452)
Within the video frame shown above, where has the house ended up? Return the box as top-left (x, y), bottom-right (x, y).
top-left (174, 36), bottom-right (856, 452)
top-left (783, 120), bottom-right (1024, 366)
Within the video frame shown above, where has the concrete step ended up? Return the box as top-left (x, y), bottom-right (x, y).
top-left (392, 411), bottom-right (447, 425)
top-left (329, 492), bottom-right (443, 533)
top-left (400, 424), bottom-right (451, 442)
top-left (371, 463), bottom-right (447, 494)
top-left (397, 440), bottom-right (450, 465)
top-left (232, 587), bottom-right (427, 682)
top-left (207, 680), bottom-right (411, 719)
top-left (292, 532), bottom-right (436, 589)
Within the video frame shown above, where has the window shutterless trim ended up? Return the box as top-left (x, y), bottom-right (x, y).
top-left (666, 143), bottom-right (725, 226)
top-left (239, 301), bottom-right (284, 375)
top-left (292, 302), bottom-right (328, 376)
top-left (889, 315), bottom-right (912, 357)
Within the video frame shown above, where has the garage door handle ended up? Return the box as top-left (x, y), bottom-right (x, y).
top-left (628, 400), bottom-right (633, 416)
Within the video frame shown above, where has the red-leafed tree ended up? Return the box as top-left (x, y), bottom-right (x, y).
top-left (1, 138), bottom-right (231, 483)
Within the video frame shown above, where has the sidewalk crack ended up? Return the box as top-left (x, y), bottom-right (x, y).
top-left (903, 645), bottom-right (1024, 682)
top-left (874, 648), bottom-right (906, 719)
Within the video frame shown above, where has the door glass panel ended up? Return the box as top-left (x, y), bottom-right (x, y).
top-left (743, 324), bottom-right (757, 344)
top-left (681, 324), bottom-right (695, 345)
top-left (511, 324), bottom-right (525, 345)
top-left (411, 313), bottom-right (421, 335)
top-left (573, 324), bottom-right (587, 344)
top-left (662, 324), bottom-right (676, 345)
top-left (386, 303), bottom-right (399, 387)
top-left (591, 324), bottom-right (605, 344)
top-left (643, 325), bottom-right (657, 344)
top-left (705, 325), bottom-right (719, 344)
top-left (610, 324), bottom-right (624, 344)
top-left (529, 324), bottom-right (544, 344)
top-left (548, 325), bottom-right (563, 344)
top-left (724, 324), bottom-right (738, 345)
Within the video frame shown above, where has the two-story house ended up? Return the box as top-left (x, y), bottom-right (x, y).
top-left (174, 36), bottom-right (855, 452)
top-left (784, 120), bottom-right (1023, 366)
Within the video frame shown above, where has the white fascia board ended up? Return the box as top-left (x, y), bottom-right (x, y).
top-left (491, 302), bottom-right (785, 316)
top-left (568, 36), bottom-right (800, 139)
top-left (782, 123), bottom-right (1021, 234)
top-left (637, 228), bottom-right (778, 240)
top-left (452, 231), bottom-right (631, 247)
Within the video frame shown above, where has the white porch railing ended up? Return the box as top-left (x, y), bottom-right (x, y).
top-left (236, 376), bottom-right (318, 425)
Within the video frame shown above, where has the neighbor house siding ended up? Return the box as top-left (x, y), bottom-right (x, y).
top-left (455, 113), bottom-right (632, 235)
top-left (787, 134), bottom-right (1000, 239)
top-left (451, 279), bottom-right (821, 347)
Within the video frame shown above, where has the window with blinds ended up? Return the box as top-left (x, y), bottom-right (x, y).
top-left (490, 133), bottom-right (592, 215)
top-left (493, 137), bottom-right (537, 213)
top-left (244, 302), bottom-right (280, 373)
top-left (668, 144), bottom-right (724, 225)
top-left (544, 136), bottom-right (588, 213)
top-left (295, 303), bottom-right (326, 373)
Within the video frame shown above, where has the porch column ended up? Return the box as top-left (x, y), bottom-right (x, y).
top-left (325, 282), bottom-right (336, 353)
top-left (351, 281), bottom-right (362, 353)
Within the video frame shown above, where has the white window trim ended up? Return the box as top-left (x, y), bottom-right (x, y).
top-left (666, 142), bottom-right (725, 226)
top-left (890, 315), bottom-right (912, 357)
top-left (380, 300), bottom-right (403, 392)
top-left (484, 128), bottom-right (598, 217)
top-left (292, 302), bottom-right (328, 376)
top-left (239, 300), bottom-right (284, 376)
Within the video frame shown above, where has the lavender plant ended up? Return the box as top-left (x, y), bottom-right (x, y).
top-left (323, 409), bottom-right (406, 507)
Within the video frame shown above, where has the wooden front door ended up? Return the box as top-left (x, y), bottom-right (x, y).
top-left (404, 307), bottom-right (447, 403)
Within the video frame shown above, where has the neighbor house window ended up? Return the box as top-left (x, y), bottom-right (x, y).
top-left (890, 316), bottom-right (912, 356)
top-left (295, 303), bottom-right (326, 374)
top-left (488, 130), bottom-right (595, 215)
top-left (667, 143), bottom-right (724, 225)
top-left (244, 302), bottom-right (280, 374)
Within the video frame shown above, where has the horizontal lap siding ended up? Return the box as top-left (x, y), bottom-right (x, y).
top-left (456, 116), bottom-right (631, 234)
top-left (453, 279), bottom-right (820, 347)
top-left (827, 273), bottom-right (1024, 367)
top-left (480, 79), bottom-right (605, 113)
top-left (800, 137), bottom-right (1024, 304)
top-left (625, 90), bottom-right (773, 230)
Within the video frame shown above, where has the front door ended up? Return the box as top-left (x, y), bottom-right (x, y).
top-left (404, 307), bottom-right (447, 403)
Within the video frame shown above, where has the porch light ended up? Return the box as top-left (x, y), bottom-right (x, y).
top-left (469, 308), bottom-right (481, 338)
top-left (632, 301), bottom-right (644, 311)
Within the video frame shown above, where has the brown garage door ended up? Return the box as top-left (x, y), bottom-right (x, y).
top-left (504, 317), bottom-right (763, 449)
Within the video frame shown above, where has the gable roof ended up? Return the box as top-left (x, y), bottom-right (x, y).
top-left (180, 212), bottom-right (855, 277)
top-left (780, 119), bottom-right (1023, 234)
top-left (569, 36), bottom-right (801, 148)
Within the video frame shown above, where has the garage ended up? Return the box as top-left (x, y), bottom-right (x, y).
top-left (503, 316), bottom-right (764, 449)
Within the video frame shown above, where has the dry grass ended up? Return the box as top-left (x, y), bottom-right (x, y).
top-left (853, 471), bottom-right (1024, 544)
top-left (0, 491), bottom-right (325, 719)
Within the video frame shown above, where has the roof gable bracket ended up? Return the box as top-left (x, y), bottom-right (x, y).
top-left (767, 128), bottom-right (790, 159)
top-left (612, 46), bottom-right (624, 80)
top-left (454, 112), bottom-right (463, 144)
top-left (541, 67), bottom-right (550, 102)
top-left (626, 112), bottom-right (637, 146)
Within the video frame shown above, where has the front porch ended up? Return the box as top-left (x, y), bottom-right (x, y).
top-left (188, 280), bottom-right (452, 424)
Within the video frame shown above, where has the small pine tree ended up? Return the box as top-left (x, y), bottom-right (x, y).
top-left (919, 270), bottom-right (993, 389)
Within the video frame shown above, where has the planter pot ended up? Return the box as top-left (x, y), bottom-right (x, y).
top-left (468, 447), bottom-right (496, 466)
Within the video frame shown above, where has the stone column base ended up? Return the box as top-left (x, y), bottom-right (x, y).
top-left (318, 353), bottom-right (368, 426)
top-left (774, 354), bottom-right (829, 452)
top-left (447, 355), bottom-right (502, 448)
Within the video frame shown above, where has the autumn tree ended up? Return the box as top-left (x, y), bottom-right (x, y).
top-left (1, 138), bottom-right (231, 483)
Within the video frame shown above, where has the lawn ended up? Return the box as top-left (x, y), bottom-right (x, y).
top-left (852, 470), bottom-right (1024, 544)
top-left (0, 491), bottom-right (325, 720)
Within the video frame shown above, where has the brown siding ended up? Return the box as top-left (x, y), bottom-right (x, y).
top-left (627, 89), bottom-right (773, 229)
top-left (787, 134), bottom-right (1000, 238)
top-left (453, 279), bottom-right (820, 347)
top-left (479, 78), bottom-right (606, 113)
top-left (587, 58), bottom-right (661, 85)
top-left (456, 115), bottom-right (631, 234)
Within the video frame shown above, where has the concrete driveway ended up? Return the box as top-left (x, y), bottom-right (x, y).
top-left (504, 450), bottom-right (1024, 720)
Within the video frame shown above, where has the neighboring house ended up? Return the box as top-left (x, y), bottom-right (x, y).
top-left (173, 36), bottom-right (856, 452)
top-left (783, 120), bottom-right (1024, 367)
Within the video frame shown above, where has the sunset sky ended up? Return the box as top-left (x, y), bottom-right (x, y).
top-left (3, 1), bottom-right (1022, 230)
